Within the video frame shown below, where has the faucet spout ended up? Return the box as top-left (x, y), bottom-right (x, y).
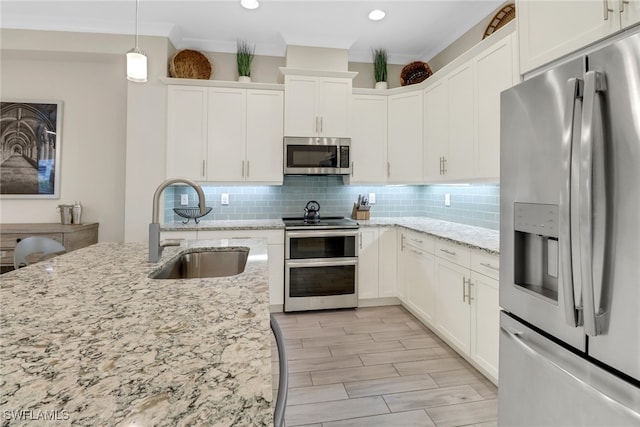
top-left (149, 178), bottom-right (206, 262)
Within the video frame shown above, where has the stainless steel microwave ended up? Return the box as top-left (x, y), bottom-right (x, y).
top-left (284, 137), bottom-right (351, 175)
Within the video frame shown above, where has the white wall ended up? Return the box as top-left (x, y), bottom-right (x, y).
top-left (0, 31), bottom-right (128, 242)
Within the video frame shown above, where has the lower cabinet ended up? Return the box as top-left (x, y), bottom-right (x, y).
top-left (399, 230), bottom-right (436, 326)
top-left (358, 227), bottom-right (397, 304)
top-left (161, 229), bottom-right (285, 310)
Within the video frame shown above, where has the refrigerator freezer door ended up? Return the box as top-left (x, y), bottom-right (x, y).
top-left (498, 312), bottom-right (640, 426)
top-left (500, 56), bottom-right (586, 351)
top-left (581, 32), bottom-right (640, 382)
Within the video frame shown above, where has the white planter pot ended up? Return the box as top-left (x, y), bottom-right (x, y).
top-left (375, 81), bottom-right (388, 90)
top-left (238, 76), bottom-right (251, 83)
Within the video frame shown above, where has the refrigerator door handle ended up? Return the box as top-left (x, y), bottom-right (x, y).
top-left (560, 77), bottom-right (583, 327)
top-left (501, 325), bottom-right (640, 422)
top-left (580, 71), bottom-right (608, 337)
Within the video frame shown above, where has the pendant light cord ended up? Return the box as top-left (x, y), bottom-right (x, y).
top-left (135, 0), bottom-right (139, 49)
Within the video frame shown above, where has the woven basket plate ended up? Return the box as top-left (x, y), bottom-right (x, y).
top-left (400, 61), bottom-right (433, 86)
top-left (169, 49), bottom-right (212, 79)
top-left (483, 3), bottom-right (516, 39)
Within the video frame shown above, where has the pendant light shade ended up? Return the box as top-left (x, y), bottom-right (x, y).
top-left (127, 0), bottom-right (147, 82)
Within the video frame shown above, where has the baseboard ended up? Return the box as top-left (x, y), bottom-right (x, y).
top-left (358, 297), bottom-right (401, 307)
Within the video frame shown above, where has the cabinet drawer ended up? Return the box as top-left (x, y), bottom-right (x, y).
top-left (1, 233), bottom-right (63, 249)
top-left (435, 239), bottom-right (470, 268)
top-left (197, 229), bottom-right (284, 245)
top-left (471, 250), bottom-right (500, 280)
top-left (401, 230), bottom-right (435, 254)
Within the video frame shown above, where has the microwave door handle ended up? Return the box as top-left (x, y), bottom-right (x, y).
top-left (580, 71), bottom-right (608, 337)
top-left (560, 77), bottom-right (583, 328)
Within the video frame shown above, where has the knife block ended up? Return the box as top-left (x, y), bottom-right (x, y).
top-left (351, 203), bottom-right (370, 220)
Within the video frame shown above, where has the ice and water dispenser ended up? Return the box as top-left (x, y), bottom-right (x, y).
top-left (513, 202), bottom-right (560, 303)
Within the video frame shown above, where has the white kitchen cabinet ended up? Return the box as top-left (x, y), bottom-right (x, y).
top-left (446, 60), bottom-right (475, 181)
top-left (423, 80), bottom-right (449, 182)
top-left (358, 227), bottom-right (398, 303)
top-left (400, 230), bottom-right (437, 326)
top-left (197, 229), bottom-right (285, 310)
top-left (166, 85), bottom-right (283, 184)
top-left (208, 88), bottom-right (283, 183)
top-left (388, 91), bottom-right (423, 183)
top-left (351, 94), bottom-right (388, 183)
top-left (518, 0), bottom-right (640, 74)
top-left (358, 227), bottom-right (380, 300)
top-left (474, 34), bottom-right (516, 180)
top-left (470, 270), bottom-right (499, 380)
top-left (284, 75), bottom-right (351, 137)
top-left (166, 86), bottom-right (208, 180)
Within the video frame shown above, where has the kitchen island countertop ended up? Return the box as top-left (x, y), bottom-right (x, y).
top-left (0, 239), bottom-right (273, 426)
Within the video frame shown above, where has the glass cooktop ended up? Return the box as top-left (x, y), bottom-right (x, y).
top-left (282, 216), bottom-right (359, 230)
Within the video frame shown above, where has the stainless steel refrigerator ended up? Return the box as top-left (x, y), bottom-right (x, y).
top-left (498, 28), bottom-right (640, 425)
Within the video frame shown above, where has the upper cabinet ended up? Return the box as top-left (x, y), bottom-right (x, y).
top-left (423, 32), bottom-right (517, 183)
top-left (518, 0), bottom-right (640, 73)
top-left (166, 84), bottom-right (283, 184)
top-left (388, 91), bottom-right (424, 183)
top-left (351, 94), bottom-right (388, 183)
top-left (284, 75), bottom-right (352, 137)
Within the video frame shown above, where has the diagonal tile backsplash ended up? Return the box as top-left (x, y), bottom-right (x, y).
top-left (165, 176), bottom-right (499, 230)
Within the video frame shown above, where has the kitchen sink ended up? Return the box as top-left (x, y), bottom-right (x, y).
top-left (149, 247), bottom-right (249, 279)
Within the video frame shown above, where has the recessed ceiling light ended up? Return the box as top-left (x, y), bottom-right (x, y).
top-left (368, 9), bottom-right (386, 21)
top-left (241, 0), bottom-right (259, 10)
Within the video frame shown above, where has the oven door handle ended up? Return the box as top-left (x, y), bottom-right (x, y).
top-left (285, 230), bottom-right (359, 239)
top-left (286, 257), bottom-right (358, 268)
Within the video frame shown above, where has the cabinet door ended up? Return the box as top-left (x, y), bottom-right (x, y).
top-left (284, 75), bottom-right (317, 136)
top-left (166, 86), bottom-right (207, 180)
top-left (621, 0), bottom-right (640, 27)
top-left (447, 61), bottom-right (475, 181)
top-left (351, 95), bottom-right (388, 183)
top-left (207, 88), bottom-right (247, 181)
top-left (475, 35), bottom-right (514, 180)
top-left (388, 91), bottom-right (423, 183)
top-left (378, 227), bottom-right (397, 298)
top-left (518, 0), bottom-right (620, 73)
top-left (319, 78), bottom-right (352, 137)
top-left (358, 228), bottom-right (379, 300)
top-left (423, 80), bottom-right (448, 182)
top-left (470, 271), bottom-right (499, 381)
top-left (246, 90), bottom-right (284, 184)
top-left (396, 233), bottom-right (409, 303)
top-left (406, 246), bottom-right (436, 326)
top-left (435, 258), bottom-right (471, 355)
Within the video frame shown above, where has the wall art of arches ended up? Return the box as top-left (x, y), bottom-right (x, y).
top-left (0, 101), bottom-right (62, 198)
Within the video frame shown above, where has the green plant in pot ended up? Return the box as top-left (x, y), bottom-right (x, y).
top-left (237, 40), bottom-right (255, 82)
top-left (373, 48), bottom-right (388, 89)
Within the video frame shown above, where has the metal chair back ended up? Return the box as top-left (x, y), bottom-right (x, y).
top-left (13, 236), bottom-right (66, 269)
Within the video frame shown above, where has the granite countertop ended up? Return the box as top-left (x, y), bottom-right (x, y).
top-left (161, 217), bottom-right (499, 254)
top-left (0, 239), bottom-right (273, 426)
top-left (358, 217), bottom-right (499, 254)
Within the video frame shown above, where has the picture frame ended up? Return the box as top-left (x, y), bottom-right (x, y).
top-left (0, 100), bottom-right (63, 199)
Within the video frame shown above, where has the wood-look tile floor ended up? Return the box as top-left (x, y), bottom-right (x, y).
top-left (271, 305), bottom-right (498, 427)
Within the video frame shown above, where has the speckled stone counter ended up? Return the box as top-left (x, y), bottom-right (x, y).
top-left (357, 217), bottom-right (499, 254)
top-left (162, 219), bottom-right (284, 232)
top-left (0, 239), bottom-right (273, 426)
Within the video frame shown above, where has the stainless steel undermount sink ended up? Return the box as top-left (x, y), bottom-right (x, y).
top-left (149, 247), bottom-right (249, 279)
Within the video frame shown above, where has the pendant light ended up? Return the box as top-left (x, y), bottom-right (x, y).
top-left (126, 0), bottom-right (147, 82)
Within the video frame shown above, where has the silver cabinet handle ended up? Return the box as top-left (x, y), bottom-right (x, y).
top-left (468, 279), bottom-right (473, 305)
top-left (439, 157), bottom-right (443, 175)
top-left (560, 77), bottom-right (583, 328)
top-left (440, 248), bottom-right (456, 256)
top-left (442, 157), bottom-right (447, 174)
top-left (351, 161), bottom-right (354, 177)
top-left (410, 237), bottom-right (423, 244)
top-left (202, 160), bottom-right (206, 177)
top-left (479, 262), bottom-right (499, 271)
top-left (387, 162), bottom-right (390, 177)
top-left (320, 116), bottom-right (323, 133)
top-left (359, 232), bottom-right (362, 250)
top-left (241, 160), bottom-right (245, 177)
top-left (620, 0), bottom-right (630, 13)
top-left (246, 160), bottom-right (250, 177)
top-left (462, 277), bottom-right (468, 302)
top-left (409, 248), bottom-right (423, 256)
top-left (603, 0), bottom-right (614, 19)
top-left (580, 71), bottom-right (607, 337)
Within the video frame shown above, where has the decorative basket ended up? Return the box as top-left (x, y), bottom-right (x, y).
top-left (169, 49), bottom-right (212, 79)
top-left (173, 207), bottom-right (213, 224)
top-left (483, 3), bottom-right (516, 39)
top-left (400, 61), bottom-right (433, 86)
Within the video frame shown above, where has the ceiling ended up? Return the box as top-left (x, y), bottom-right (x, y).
top-left (0, 0), bottom-right (505, 64)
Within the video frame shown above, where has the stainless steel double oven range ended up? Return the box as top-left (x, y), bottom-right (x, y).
top-left (283, 217), bottom-right (359, 312)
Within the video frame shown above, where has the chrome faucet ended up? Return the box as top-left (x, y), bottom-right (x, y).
top-left (149, 178), bottom-right (206, 262)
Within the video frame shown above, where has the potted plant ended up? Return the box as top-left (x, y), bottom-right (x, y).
top-left (237, 40), bottom-right (255, 82)
top-left (373, 48), bottom-right (388, 89)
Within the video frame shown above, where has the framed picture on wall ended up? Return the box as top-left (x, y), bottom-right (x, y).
top-left (0, 100), bottom-right (63, 199)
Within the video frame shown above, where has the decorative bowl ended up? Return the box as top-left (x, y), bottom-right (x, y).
top-left (173, 207), bottom-right (213, 224)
